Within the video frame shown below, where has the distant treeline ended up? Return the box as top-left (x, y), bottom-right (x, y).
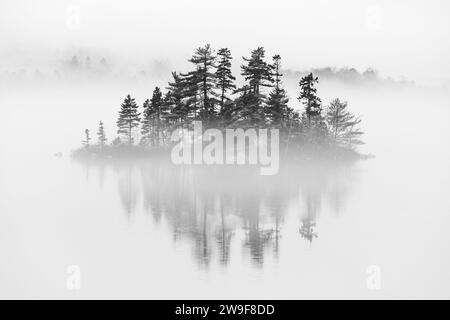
top-left (3, 50), bottom-right (413, 87)
top-left (284, 66), bottom-right (415, 86)
top-left (75, 45), bottom-right (364, 159)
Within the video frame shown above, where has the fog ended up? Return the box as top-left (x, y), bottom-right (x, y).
top-left (1, 0), bottom-right (450, 299)
top-left (2, 0), bottom-right (450, 85)
top-left (1, 73), bottom-right (449, 298)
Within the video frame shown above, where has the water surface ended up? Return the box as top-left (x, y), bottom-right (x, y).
top-left (1, 83), bottom-right (449, 299)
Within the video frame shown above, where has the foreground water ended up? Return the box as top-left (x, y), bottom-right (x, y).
top-left (1, 82), bottom-right (449, 298)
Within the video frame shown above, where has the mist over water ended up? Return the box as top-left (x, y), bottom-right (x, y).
top-left (1, 75), bottom-right (450, 299)
top-left (1, 0), bottom-right (450, 299)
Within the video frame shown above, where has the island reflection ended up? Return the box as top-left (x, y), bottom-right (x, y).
top-left (78, 157), bottom-right (358, 267)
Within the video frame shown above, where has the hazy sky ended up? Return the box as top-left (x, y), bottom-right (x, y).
top-left (1, 0), bottom-right (450, 84)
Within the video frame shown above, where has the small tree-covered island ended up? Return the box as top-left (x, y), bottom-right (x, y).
top-left (73, 45), bottom-right (366, 164)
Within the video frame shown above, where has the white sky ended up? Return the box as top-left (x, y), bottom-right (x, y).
top-left (1, 0), bottom-right (450, 84)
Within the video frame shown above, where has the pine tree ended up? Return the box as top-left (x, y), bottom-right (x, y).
top-left (141, 87), bottom-right (167, 147)
top-left (150, 87), bottom-right (166, 146)
top-left (117, 94), bottom-right (141, 145)
top-left (298, 73), bottom-right (322, 122)
top-left (215, 48), bottom-right (236, 117)
top-left (166, 72), bottom-right (190, 126)
top-left (188, 44), bottom-right (217, 122)
top-left (82, 129), bottom-right (91, 148)
top-left (325, 98), bottom-right (364, 148)
top-left (141, 98), bottom-right (154, 146)
top-left (162, 90), bottom-right (174, 123)
top-left (97, 121), bottom-right (107, 148)
top-left (241, 47), bottom-right (273, 95)
top-left (233, 87), bottom-right (262, 126)
top-left (297, 73), bottom-right (328, 146)
top-left (180, 70), bottom-right (201, 121)
top-left (266, 54), bottom-right (290, 128)
top-left (236, 47), bottom-right (274, 127)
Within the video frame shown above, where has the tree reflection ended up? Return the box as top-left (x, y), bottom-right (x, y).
top-left (78, 158), bottom-right (357, 267)
top-left (215, 195), bottom-right (234, 266)
top-left (117, 164), bottom-right (139, 217)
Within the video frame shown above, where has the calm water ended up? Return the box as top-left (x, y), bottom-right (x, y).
top-left (1, 82), bottom-right (450, 298)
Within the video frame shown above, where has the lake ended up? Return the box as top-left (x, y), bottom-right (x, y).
top-left (1, 81), bottom-right (449, 298)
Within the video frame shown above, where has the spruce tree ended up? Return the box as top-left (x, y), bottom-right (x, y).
top-left (215, 48), bottom-right (236, 117)
top-left (97, 121), bottom-right (107, 148)
top-left (325, 98), bottom-right (364, 147)
top-left (141, 88), bottom-right (166, 147)
top-left (297, 73), bottom-right (329, 146)
top-left (117, 94), bottom-right (141, 145)
top-left (298, 73), bottom-right (322, 122)
top-left (162, 91), bottom-right (174, 124)
top-left (82, 129), bottom-right (91, 148)
top-left (150, 87), bottom-right (166, 146)
top-left (266, 54), bottom-right (290, 128)
top-left (141, 98), bottom-right (154, 146)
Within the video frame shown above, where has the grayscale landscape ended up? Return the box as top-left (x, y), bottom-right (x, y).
top-left (0, 0), bottom-right (449, 299)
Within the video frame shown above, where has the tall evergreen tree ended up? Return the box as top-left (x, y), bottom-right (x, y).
top-left (266, 54), bottom-right (290, 128)
top-left (325, 98), bottom-right (364, 147)
top-left (241, 47), bottom-right (273, 95)
top-left (161, 90), bottom-right (174, 123)
top-left (82, 129), bottom-right (91, 148)
top-left (141, 98), bottom-right (154, 146)
top-left (188, 44), bottom-right (217, 121)
top-left (97, 121), bottom-right (107, 148)
top-left (150, 87), bottom-right (166, 146)
top-left (297, 73), bottom-right (329, 146)
top-left (166, 72), bottom-right (191, 126)
top-left (236, 47), bottom-right (274, 126)
top-left (215, 48), bottom-right (236, 117)
top-left (272, 54), bottom-right (282, 91)
top-left (117, 94), bottom-right (141, 145)
top-left (233, 87), bottom-right (262, 126)
top-left (180, 70), bottom-right (201, 121)
top-left (142, 88), bottom-right (167, 147)
top-left (298, 73), bottom-right (322, 122)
